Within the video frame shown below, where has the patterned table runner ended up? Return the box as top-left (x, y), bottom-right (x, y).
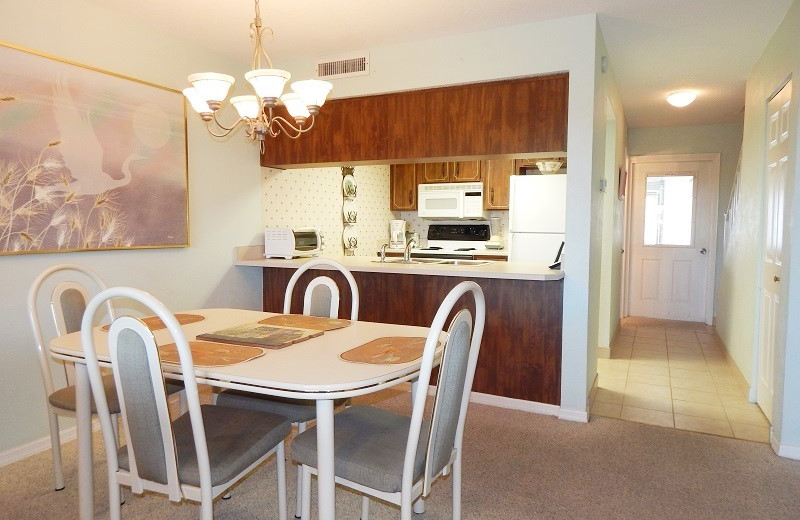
top-left (259, 314), bottom-right (352, 331)
top-left (196, 323), bottom-right (323, 349)
top-left (158, 341), bottom-right (266, 368)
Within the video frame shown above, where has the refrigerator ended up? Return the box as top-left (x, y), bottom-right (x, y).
top-left (508, 174), bottom-right (567, 263)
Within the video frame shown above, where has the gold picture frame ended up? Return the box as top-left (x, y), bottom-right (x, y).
top-left (0, 42), bottom-right (189, 255)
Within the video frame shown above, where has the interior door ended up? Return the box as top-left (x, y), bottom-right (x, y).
top-left (628, 158), bottom-right (717, 322)
top-left (757, 80), bottom-right (792, 422)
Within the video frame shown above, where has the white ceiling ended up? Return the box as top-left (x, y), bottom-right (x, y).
top-left (114, 0), bottom-right (794, 128)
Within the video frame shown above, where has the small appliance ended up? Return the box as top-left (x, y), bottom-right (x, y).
top-left (508, 174), bottom-right (567, 263)
top-left (264, 227), bottom-right (322, 259)
top-left (389, 220), bottom-right (407, 248)
top-left (417, 182), bottom-right (485, 219)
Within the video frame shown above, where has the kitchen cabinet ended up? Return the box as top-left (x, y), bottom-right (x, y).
top-left (420, 160), bottom-right (482, 183)
top-left (421, 162), bottom-right (450, 183)
top-left (483, 159), bottom-right (514, 210)
top-left (389, 163), bottom-right (419, 210)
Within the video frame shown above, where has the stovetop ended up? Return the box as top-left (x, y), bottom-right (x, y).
top-left (423, 223), bottom-right (491, 252)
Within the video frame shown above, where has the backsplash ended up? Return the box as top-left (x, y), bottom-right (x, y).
top-left (395, 211), bottom-right (510, 248)
top-left (262, 165), bottom-right (394, 256)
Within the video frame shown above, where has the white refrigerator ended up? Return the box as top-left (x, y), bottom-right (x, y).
top-left (508, 174), bottom-right (567, 263)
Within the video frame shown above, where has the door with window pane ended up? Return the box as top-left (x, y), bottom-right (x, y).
top-left (628, 158), bottom-right (717, 322)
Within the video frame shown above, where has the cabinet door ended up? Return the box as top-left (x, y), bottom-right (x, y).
top-left (390, 164), bottom-right (419, 210)
top-left (421, 162), bottom-right (450, 183)
top-left (452, 160), bottom-right (482, 182)
top-left (483, 159), bottom-right (514, 210)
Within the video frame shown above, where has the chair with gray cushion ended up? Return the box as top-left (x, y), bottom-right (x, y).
top-left (82, 286), bottom-right (291, 520)
top-left (292, 281), bottom-right (485, 520)
top-left (216, 257), bottom-right (359, 517)
top-left (28, 264), bottom-right (184, 491)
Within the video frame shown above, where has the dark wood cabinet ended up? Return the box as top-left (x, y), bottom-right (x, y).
top-left (483, 159), bottom-right (514, 210)
top-left (389, 164), bottom-right (419, 210)
top-left (451, 160), bottom-right (481, 182)
top-left (421, 162), bottom-right (450, 183)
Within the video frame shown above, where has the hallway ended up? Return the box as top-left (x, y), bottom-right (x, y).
top-left (590, 317), bottom-right (770, 443)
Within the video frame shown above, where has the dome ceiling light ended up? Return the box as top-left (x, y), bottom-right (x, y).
top-left (666, 91), bottom-right (698, 107)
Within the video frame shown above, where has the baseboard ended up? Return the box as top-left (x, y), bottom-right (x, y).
top-left (597, 346), bottom-right (611, 359)
top-left (771, 434), bottom-right (800, 460)
top-left (713, 329), bottom-right (756, 401)
top-left (0, 422), bottom-right (100, 468)
top-left (468, 391), bottom-right (560, 416)
top-left (558, 409), bottom-right (589, 422)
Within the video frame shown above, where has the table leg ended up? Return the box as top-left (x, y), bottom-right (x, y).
top-left (316, 399), bottom-right (335, 520)
top-left (76, 363), bottom-right (94, 520)
top-left (409, 379), bottom-right (426, 514)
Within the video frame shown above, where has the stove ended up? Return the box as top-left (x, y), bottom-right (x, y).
top-left (413, 224), bottom-right (491, 258)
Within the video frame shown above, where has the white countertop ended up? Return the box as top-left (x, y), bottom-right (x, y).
top-left (234, 247), bottom-right (563, 281)
top-left (382, 247), bottom-right (509, 258)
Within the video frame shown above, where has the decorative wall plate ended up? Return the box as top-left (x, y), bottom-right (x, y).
top-left (342, 225), bottom-right (358, 250)
top-left (343, 199), bottom-right (358, 223)
top-left (342, 174), bottom-right (357, 198)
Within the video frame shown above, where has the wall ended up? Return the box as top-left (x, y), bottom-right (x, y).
top-left (628, 122), bottom-right (744, 320)
top-left (0, 1), bottom-right (263, 453)
top-left (718, 0), bottom-right (800, 453)
top-left (262, 165), bottom-right (393, 256)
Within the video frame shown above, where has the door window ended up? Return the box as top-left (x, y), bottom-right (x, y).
top-left (643, 175), bottom-right (695, 246)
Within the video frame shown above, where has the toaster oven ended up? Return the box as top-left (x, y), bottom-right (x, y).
top-left (264, 227), bottom-right (323, 259)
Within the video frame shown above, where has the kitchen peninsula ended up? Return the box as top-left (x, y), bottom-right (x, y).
top-left (235, 248), bottom-right (564, 406)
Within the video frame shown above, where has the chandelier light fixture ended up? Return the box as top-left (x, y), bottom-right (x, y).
top-left (183, 0), bottom-right (333, 150)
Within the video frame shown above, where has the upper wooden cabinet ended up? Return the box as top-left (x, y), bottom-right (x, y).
top-left (483, 159), bottom-right (514, 210)
top-left (261, 73), bottom-right (568, 168)
top-left (390, 164), bottom-right (419, 211)
top-left (451, 161), bottom-right (481, 182)
top-left (419, 160), bottom-right (482, 183)
top-left (421, 162), bottom-right (450, 183)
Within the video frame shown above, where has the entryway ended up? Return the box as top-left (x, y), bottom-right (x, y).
top-left (590, 317), bottom-right (769, 442)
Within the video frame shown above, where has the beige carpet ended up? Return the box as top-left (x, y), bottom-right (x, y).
top-left (2, 389), bottom-right (800, 520)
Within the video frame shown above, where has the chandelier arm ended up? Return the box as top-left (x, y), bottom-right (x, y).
top-left (211, 111), bottom-right (243, 132)
top-left (270, 117), bottom-right (305, 139)
top-left (204, 120), bottom-right (238, 138)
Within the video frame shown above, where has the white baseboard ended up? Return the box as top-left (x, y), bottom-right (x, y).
top-left (597, 346), bottom-right (611, 359)
top-left (771, 434), bottom-right (800, 460)
top-left (0, 422), bottom-right (100, 468)
top-left (557, 409), bottom-right (589, 423)
top-left (468, 391), bottom-right (560, 416)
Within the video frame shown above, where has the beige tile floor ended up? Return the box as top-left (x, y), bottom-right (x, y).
top-left (590, 317), bottom-right (771, 443)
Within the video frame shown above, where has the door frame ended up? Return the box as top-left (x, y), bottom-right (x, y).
top-left (624, 153), bottom-right (721, 324)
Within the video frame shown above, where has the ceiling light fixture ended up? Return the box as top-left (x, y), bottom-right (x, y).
top-left (666, 91), bottom-right (697, 107)
top-left (183, 0), bottom-right (332, 150)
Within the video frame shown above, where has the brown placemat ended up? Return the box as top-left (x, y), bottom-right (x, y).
top-left (196, 323), bottom-right (323, 350)
top-left (102, 313), bottom-right (205, 332)
top-left (158, 341), bottom-right (265, 368)
top-left (259, 314), bottom-right (352, 331)
top-left (340, 337), bottom-right (437, 364)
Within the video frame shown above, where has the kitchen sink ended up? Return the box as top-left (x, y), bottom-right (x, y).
top-left (436, 260), bottom-right (492, 266)
top-left (371, 258), bottom-right (444, 264)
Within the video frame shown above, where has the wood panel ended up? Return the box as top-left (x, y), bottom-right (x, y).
top-left (389, 164), bottom-right (419, 210)
top-left (452, 160), bottom-right (482, 182)
top-left (483, 159), bottom-right (514, 209)
top-left (262, 267), bottom-right (563, 404)
top-left (262, 73), bottom-right (568, 168)
top-left (421, 162), bottom-right (450, 183)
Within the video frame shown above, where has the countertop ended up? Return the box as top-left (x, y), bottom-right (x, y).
top-left (381, 247), bottom-right (509, 258)
top-left (235, 246), bottom-right (563, 281)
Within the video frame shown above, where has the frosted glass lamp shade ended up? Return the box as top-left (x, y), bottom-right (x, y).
top-left (280, 93), bottom-right (311, 120)
top-left (183, 87), bottom-right (212, 114)
top-left (291, 79), bottom-right (333, 107)
top-left (666, 91), bottom-right (697, 107)
top-left (231, 95), bottom-right (261, 119)
top-left (245, 69), bottom-right (291, 100)
top-left (187, 72), bottom-right (235, 103)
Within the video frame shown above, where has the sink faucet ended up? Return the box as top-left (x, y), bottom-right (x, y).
top-left (403, 238), bottom-right (417, 262)
top-left (379, 243), bottom-right (388, 263)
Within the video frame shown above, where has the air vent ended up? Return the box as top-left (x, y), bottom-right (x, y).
top-left (316, 52), bottom-right (370, 79)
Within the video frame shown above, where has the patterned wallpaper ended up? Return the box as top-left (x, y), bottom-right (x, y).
top-left (262, 165), bottom-right (394, 256)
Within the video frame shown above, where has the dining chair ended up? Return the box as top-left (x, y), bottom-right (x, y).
top-left (81, 286), bottom-right (292, 520)
top-left (216, 257), bottom-right (359, 517)
top-left (291, 280), bottom-right (486, 520)
top-left (28, 264), bottom-right (185, 492)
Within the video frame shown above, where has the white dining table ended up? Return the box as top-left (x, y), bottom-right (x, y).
top-left (49, 308), bottom-right (444, 520)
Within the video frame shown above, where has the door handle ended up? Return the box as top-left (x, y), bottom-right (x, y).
top-left (700, 248), bottom-right (707, 254)
top-left (774, 276), bottom-right (780, 282)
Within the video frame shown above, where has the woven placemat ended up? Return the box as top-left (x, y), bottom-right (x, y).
top-left (158, 341), bottom-right (266, 368)
top-left (102, 313), bottom-right (205, 332)
top-left (259, 314), bottom-right (352, 331)
top-left (196, 323), bottom-right (323, 349)
top-left (340, 337), bottom-right (436, 364)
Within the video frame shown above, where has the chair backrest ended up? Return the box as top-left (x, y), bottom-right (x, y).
top-left (82, 287), bottom-right (209, 501)
top-left (283, 258), bottom-right (359, 320)
top-left (27, 263), bottom-right (115, 397)
top-left (401, 281), bottom-right (485, 498)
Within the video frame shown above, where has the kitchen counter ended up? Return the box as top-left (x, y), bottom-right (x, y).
top-left (234, 246), bottom-right (562, 281)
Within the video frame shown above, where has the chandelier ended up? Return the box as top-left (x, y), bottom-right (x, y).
top-left (182, 0), bottom-right (332, 149)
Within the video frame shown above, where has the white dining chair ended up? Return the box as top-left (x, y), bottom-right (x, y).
top-left (28, 264), bottom-right (184, 492)
top-left (216, 257), bottom-right (359, 517)
top-left (82, 286), bottom-right (292, 520)
top-left (291, 280), bottom-right (486, 520)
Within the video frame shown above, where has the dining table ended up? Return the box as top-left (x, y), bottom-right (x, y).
top-left (49, 307), bottom-right (445, 520)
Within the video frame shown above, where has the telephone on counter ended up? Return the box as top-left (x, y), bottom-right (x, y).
top-left (548, 241), bottom-right (565, 270)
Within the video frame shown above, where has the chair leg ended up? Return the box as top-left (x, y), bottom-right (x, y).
top-left (48, 410), bottom-right (65, 491)
top-left (401, 491), bottom-right (413, 520)
top-left (277, 441), bottom-right (287, 520)
top-left (108, 479), bottom-right (122, 520)
top-left (452, 457), bottom-right (462, 520)
top-left (360, 495), bottom-right (370, 520)
top-left (301, 465), bottom-right (312, 520)
top-left (294, 421), bottom-right (307, 518)
top-left (413, 496), bottom-right (425, 514)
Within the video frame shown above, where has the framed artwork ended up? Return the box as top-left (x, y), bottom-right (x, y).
top-left (617, 167), bottom-right (628, 199)
top-left (0, 42), bottom-right (188, 255)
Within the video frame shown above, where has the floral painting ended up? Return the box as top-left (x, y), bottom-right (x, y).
top-left (0, 43), bottom-right (188, 254)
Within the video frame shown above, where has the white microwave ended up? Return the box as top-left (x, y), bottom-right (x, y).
top-left (417, 182), bottom-right (485, 219)
top-left (264, 227), bottom-right (323, 259)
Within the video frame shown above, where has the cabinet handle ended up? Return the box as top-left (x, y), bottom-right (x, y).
top-left (456, 163), bottom-right (460, 177)
top-left (408, 190), bottom-right (412, 204)
top-left (490, 187), bottom-right (495, 204)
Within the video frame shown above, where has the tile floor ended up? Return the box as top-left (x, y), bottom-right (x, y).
top-left (590, 317), bottom-right (771, 443)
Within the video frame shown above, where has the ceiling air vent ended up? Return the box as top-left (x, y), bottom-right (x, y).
top-left (316, 52), bottom-right (370, 79)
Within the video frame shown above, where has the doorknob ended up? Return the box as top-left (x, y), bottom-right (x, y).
top-left (774, 276), bottom-right (780, 282)
top-left (700, 248), bottom-right (707, 254)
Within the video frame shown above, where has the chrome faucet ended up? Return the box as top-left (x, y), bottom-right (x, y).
top-left (403, 238), bottom-right (417, 262)
top-left (379, 243), bottom-right (388, 262)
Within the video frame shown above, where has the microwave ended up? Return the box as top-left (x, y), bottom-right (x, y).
top-left (417, 182), bottom-right (485, 219)
top-left (264, 227), bottom-right (323, 259)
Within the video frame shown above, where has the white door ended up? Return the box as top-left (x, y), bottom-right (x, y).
top-left (757, 80), bottom-right (792, 422)
top-left (627, 155), bottom-right (719, 323)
